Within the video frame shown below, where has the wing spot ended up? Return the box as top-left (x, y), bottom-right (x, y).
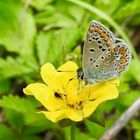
top-left (96, 65), bottom-right (99, 68)
top-left (89, 58), bottom-right (93, 61)
top-left (101, 56), bottom-right (105, 60)
top-left (89, 27), bottom-right (94, 33)
top-left (89, 48), bottom-right (95, 52)
top-left (98, 40), bottom-right (101, 44)
top-left (102, 48), bottom-right (106, 51)
top-left (88, 39), bottom-right (92, 43)
top-left (99, 46), bottom-right (102, 49)
top-left (107, 54), bottom-right (111, 58)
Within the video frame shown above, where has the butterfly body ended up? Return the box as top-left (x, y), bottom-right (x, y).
top-left (78, 20), bottom-right (131, 84)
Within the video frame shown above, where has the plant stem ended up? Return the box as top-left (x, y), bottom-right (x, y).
top-left (70, 123), bottom-right (76, 140)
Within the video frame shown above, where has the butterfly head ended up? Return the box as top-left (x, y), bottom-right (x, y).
top-left (77, 69), bottom-right (98, 84)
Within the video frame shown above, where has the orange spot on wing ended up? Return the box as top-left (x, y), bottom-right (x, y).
top-left (119, 47), bottom-right (125, 51)
top-left (120, 50), bottom-right (126, 54)
top-left (114, 46), bottom-right (119, 52)
top-left (89, 27), bottom-right (94, 33)
top-left (106, 41), bottom-right (111, 47)
top-left (121, 54), bottom-right (127, 59)
top-left (108, 47), bottom-right (113, 52)
top-left (95, 27), bottom-right (99, 32)
top-left (119, 65), bottom-right (125, 70)
top-left (98, 29), bottom-right (102, 34)
top-left (104, 36), bottom-right (109, 42)
top-left (120, 59), bottom-right (127, 64)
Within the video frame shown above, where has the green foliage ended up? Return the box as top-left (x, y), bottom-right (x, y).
top-left (0, 0), bottom-right (140, 139)
top-left (0, 124), bottom-right (16, 140)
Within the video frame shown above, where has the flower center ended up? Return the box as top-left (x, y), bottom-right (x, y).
top-left (54, 91), bottom-right (83, 110)
top-left (67, 101), bottom-right (83, 110)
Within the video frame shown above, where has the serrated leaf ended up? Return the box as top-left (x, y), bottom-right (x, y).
top-left (36, 28), bottom-right (81, 65)
top-left (24, 112), bottom-right (53, 127)
top-left (4, 108), bottom-right (24, 131)
top-left (0, 95), bottom-right (36, 113)
top-left (0, 56), bottom-right (38, 80)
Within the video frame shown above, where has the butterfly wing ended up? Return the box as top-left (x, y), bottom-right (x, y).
top-left (82, 20), bottom-right (131, 83)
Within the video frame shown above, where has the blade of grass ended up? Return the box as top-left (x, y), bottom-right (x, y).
top-left (67, 0), bottom-right (138, 60)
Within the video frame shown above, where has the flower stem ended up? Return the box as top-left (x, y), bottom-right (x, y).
top-left (70, 123), bottom-right (76, 140)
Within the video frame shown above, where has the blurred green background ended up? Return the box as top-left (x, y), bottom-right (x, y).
top-left (0, 0), bottom-right (140, 140)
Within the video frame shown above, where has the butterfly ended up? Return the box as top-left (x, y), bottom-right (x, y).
top-left (78, 20), bottom-right (131, 84)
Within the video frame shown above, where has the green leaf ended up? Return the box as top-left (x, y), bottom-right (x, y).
top-left (85, 119), bottom-right (105, 139)
top-left (0, 79), bottom-right (10, 94)
top-left (135, 130), bottom-right (140, 140)
top-left (128, 59), bottom-right (140, 84)
top-left (24, 125), bottom-right (48, 135)
top-left (114, 1), bottom-right (140, 20)
top-left (94, 0), bottom-right (120, 15)
top-left (87, 104), bottom-right (105, 127)
top-left (23, 135), bottom-right (41, 140)
top-left (0, 95), bottom-right (36, 113)
top-left (0, 124), bottom-right (16, 140)
top-left (24, 112), bottom-right (55, 128)
top-left (31, 0), bottom-right (52, 10)
top-left (58, 119), bottom-right (74, 128)
top-left (0, 56), bottom-right (38, 80)
top-left (4, 108), bottom-right (24, 131)
top-left (118, 90), bottom-right (140, 107)
top-left (131, 120), bottom-right (140, 130)
top-left (36, 27), bottom-right (81, 65)
top-left (0, 0), bottom-right (21, 36)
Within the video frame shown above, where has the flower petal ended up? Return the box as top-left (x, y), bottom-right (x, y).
top-left (88, 78), bottom-right (120, 100)
top-left (83, 83), bottom-right (119, 117)
top-left (23, 83), bottom-right (64, 111)
top-left (40, 108), bottom-right (83, 122)
top-left (40, 110), bottom-right (66, 123)
top-left (58, 61), bottom-right (78, 71)
top-left (40, 63), bottom-right (60, 89)
top-left (40, 61), bottom-right (78, 93)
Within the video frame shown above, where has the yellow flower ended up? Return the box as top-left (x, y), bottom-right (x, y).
top-left (23, 61), bottom-right (119, 123)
